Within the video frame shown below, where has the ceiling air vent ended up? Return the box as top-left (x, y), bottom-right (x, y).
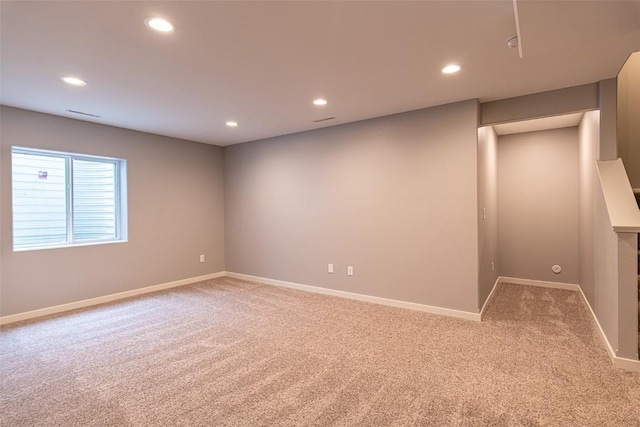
top-left (66, 109), bottom-right (101, 118)
top-left (313, 117), bottom-right (336, 123)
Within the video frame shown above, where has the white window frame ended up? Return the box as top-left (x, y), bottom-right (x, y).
top-left (11, 146), bottom-right (128, 251)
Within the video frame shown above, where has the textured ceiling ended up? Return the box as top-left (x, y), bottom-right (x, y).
top-left (1, 1), bottom-right (639, 146)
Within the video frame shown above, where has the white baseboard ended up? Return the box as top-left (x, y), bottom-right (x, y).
top-left (494, 276), bottom-right (639, 372)
top-left (0, 271), bottom-right (226, 326)
top-left (225, 272), bottom-right (482, 321)
top-left (498, 276), bottom-right (580, 291)
top-left (479, 277), bottom-right (579, 320)
top-left (4, 270), bottom-right (638, 372)
top-left (611, 357), bottom-right (640, 372)
top-left (479, 277), bottom-right (501, 320)
top-left (577, 286), bottom-right (640, 373)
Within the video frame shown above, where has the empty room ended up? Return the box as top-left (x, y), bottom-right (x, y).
top-left (1, 1), bottom-right (640, 426)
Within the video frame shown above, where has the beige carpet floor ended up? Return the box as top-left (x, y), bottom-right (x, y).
top-left (1, 277), bottom-right (639, 426)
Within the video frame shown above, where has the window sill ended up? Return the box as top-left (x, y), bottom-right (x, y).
top-left (13, 239), bottom-right (128, 253)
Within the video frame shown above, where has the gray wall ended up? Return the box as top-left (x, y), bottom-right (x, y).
top-left (617, 52), bottom-right (640, 189)
top-left (477, 126), bottom-right (498, 307)
top-left (580, 80), bottom-right (639, 360)
top-left (591, 78), bottom-right (620, 351)
top-left (599, 79), bottom-right (618, 162)
top-left (593, 184), bottom-right (621, 352)
top-left (481, 83), bottom-right (599, 126)
top-left (578, 110), bottom-right (600, 304)
top-left (224, 100), bottom-right (481, 313)
top-left (497, 128), bottom-right (580, 284)
top-left (0, 106), bottom-right (226, 316)
top-left (616, 232), bottom-right (639, 359)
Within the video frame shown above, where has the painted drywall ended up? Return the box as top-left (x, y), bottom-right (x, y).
top-left (592, 188), bottom-right (638, 359)
top-left (599, 78), bottom-right (618, 162)
top-left (224, 100), bottom-right (480, 313)
top-left (617, 51), bottom-right (640, 189)
top-left (0, 115), bottom-right (2, 300)
top-left (590, 78), bottom-right (620, 352)
top-left (497, 128), bottom-right (580, 284)
top-left (477, 126), bottom-right (498, 307)
top-left (580, 79), bottom-right (639, 360)
top-left (616, 232), bottom-right (639, 359)
top-left (481, 83), bottom-right (599, 126)
top-left (597, 159), bottom-right (640, 231)
top-left (578, 110), bottom-right (599, 304)
top-left (593, 183), bottom-right (621, 352)
top-left (0, 106), bottom-right (225, 316)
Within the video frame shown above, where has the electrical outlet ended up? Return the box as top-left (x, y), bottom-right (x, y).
top-left (200, 255), bottom-right (205, 263)
top-left (328, 263), bottom-right (334, 273)
top-left (483, 208), bottom-right (486, 220)
top-left (491, 261), bottom-right (495, 271)
top-left (347, 266), bottom-right (354, 276)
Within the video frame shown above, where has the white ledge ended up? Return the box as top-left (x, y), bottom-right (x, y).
top-left (597, 159), bottom-right (640, 233)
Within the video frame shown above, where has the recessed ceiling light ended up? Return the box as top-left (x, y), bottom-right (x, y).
top-left (226, 121), bottom-right (238, 127)
top-left (313, 98), bottom-right (328, 106)
top-left (144, 17), bottom-right (174, 33)
top-left (442, 64), bottom-right (461, 74)
top-left (61, 76), bottom-right (87, 86)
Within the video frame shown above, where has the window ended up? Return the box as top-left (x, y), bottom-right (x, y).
top-left (11, 147), bottom-right (127, 251)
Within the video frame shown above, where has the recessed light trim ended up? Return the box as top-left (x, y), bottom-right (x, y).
top-left (61, 76), bottom-right (87, 86)
top-left (442, 64), bottom-right (461, 74)
top-left (226, 121), bottom-right (238, 128)
top-left (145, 17), bottom-right (174, 33)
top-left (313, 98), bottom-right (328, 106)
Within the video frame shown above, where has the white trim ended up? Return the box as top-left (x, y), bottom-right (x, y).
top-left (597, 159), bottom-right (640, 233)
top-left (611, 357), bottom-right (640, 372)
top-left (13, 239), bottom-right (128, 253)
top-left (576, 286), bottom-right (615, 362)
top-left (0, 272), bottom-right (226, 325)
top-left (480, 277), bottom-right (501, 320)
top-left (577, 286), bottom-right (640, 373)
top-left (480, 276), bottom-right (578, 321)
top-left (486, 276), bottom-right (639, 371)
top-left (498, 276), bottom-right (580, 291)
top-left (612, 225), bottom-right (640, 233)
top-left (225, 272), bottom-right (482, 321)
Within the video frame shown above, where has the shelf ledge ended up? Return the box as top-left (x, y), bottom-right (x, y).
top-left (597, 159), bottom-right (640, 233)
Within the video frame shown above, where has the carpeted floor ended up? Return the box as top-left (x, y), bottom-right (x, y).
top-left (1, 277), bottom-right (639, 426)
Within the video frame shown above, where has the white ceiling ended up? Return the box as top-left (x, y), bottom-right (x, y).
top-left (1, 1), bottom-right (639, 146)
